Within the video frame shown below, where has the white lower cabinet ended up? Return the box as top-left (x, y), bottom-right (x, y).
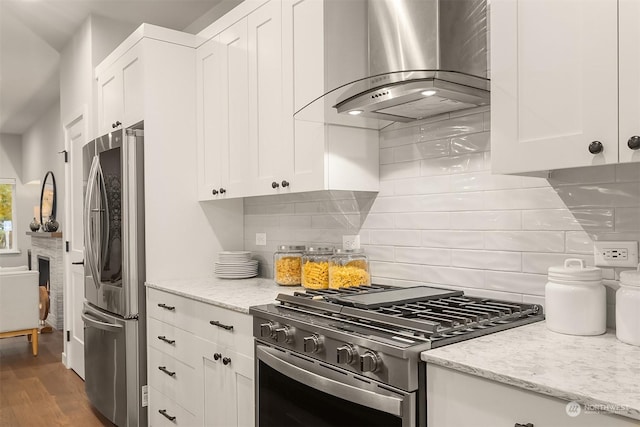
top-left (147, 288), bottom-right (255, 427)
top-left (426, 364), bottom-right (637, 427)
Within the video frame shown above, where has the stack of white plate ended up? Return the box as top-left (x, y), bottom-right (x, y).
top-left (215, 251), bottom-right (259, 279)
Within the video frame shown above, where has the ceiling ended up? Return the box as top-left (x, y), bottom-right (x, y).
top-left (0, 0), bottom-right (228, 135)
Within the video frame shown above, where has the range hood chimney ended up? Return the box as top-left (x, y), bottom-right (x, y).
top-left (296, 0), bottom-right (490, 128)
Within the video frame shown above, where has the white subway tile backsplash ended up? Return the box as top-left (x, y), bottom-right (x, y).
top-left (421, 153), bottom-right (485, 176)
top-left (450, 132), bottom-right (490, 154)
top-left (393, 212), bottom-right (450, 230)
top-left (242, 113), bottom-right (640, 321)
top-left (370, 229), bottom-right (421, 247)
top-left (422, 230), bottom-right (484, 249)
top-left (485, 231), bottom-right (565, 252)
top-left (395, 247), bottom-right (451, 266)
top-left (522, 253), bottom-right (593, 274)
top-left (380, 161), bottom-right (421, 181)
top-left (451, 250), bottom-right (521, 272)
top-left (450, 211), bottom-right (521, 230)
top-left (394, 138), bottom-right (450, 162)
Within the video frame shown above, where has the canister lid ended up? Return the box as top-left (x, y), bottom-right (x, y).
top-left (548, 258), bottom-right (602, 282)
top-left (277, 245), bottom-right (306, 252)
top-left (620, 264), bottom-right (640, 287)
top-left (335, 248), bottom-right (364, 254)
top-left (306, 246), bottom-right (334, 253)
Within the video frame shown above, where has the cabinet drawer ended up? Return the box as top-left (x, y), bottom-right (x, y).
top-left (147, 317), bottom-right (199, 368)
top-left (148, 386), bottom-right (198, 427)
top-left (148, 346), bottom-right (199, 415)
top-left (148, 288), bottom-right (254, 357)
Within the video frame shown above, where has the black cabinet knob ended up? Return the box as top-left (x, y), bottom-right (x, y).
top-left (212, 189), bottom-right (218, 195)
top-left (214, 353), bottom-right (222, 361)
top-left (223, 357), bottom-right (231, 365)
top-left (628, 135), bottom-right (640, 150)
top-left (219, 188), bottom-right (226, 194)
top-left (281, 180), bottom-right (290, 188)
top-left (112, 121), bottom-right (122, 129)
top-left (588, 141), bottom-right (603, 154)
top-left (272, 181), bottom-right (280, 189)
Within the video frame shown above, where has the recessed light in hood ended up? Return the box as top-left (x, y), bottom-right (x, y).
top-left (294, 0), bottom-right (490, 129)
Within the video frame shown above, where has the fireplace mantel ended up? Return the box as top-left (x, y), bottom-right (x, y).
top-left (26, 232), bottom-right (62, 238)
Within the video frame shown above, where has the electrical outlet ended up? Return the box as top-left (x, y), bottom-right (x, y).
top-left (594, 241), bottom-right (638, 267)
top-left (342, 235), bottom-right (360, 250)
top-left (256, 233), bottom-right (267, 246)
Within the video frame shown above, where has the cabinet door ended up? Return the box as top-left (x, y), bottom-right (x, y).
top-left (491, 0), bottom-right (618, 174)
top-left (221, 19), bottom-right (251, 197)
top-left (97, 64), bottom-right (122, 136)
top-left (248, 0), bottom-right (289, 196)
top-left (282, 0), bottom-right (327, 192)
top-left (619, 0), bottom-right (640, 163)
top-left (200, 339), bottom-right (254, 427)
top-left (96, 46), bottom-right (143, 136)
top-left (196, 36), bottom-right (229, 200)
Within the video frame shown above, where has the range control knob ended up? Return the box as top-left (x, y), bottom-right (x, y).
top-left (275, 326), bottom-right (294, 344)
top-left (336, 344), bottom-right (356, 365)
top-left (260, 322), bottom-right (276, 338)
top-left (359, 351), bottom-right (381, 373)
top-left (303, 335), bottom-right (322, 353)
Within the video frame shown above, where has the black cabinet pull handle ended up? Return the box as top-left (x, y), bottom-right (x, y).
top-left (628, 135), bottom-right (640, 150)
top-left (223, 357), bottom-right (231, 365)
top-left (159, 409), bottom-right (176, 421)
top-left (514, 423), bottom-right (534, 427)
top-left (158, 366), bottom-right (176, 377)
top-left (212, 189), bottom-right (218, 195)
top-left (281, 180), bottom-right (290, 188)
top-left (157, 303), bottom-right (175, 311)
top-left (219, 188), bottom-right (226, 194)
top-left (210, 320), bottom-right (234, 331)
top-left (72, 260), bottom-right (84, 265)
top-left (588, 140), bottom-right (603, 154)
top-left (214, 353), bottom-right (222, 361)
top-left (271, 181), bottom-right (280, 189)
top-left (157, 335), bottom-right (175, 345)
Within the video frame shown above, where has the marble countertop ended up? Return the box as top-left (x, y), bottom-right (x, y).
top-left (145, 276), bottom-right (303, 313)
top-left (422, 321), bottom-right (640, 421)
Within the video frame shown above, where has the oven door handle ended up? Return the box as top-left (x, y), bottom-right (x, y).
top-left (257, 346), bottom-right (403, 417)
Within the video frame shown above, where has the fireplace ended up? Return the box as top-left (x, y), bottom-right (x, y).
top-left (27, 233), bottom-right (63, 330)
top-left (37, 256), bottom-right (50, 289)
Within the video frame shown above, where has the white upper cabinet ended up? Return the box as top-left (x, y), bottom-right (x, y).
top-left (96, 46), bottom-right (143, 135)
top-left (196, 0), bottom-right (379, 201)
top-left (619, 0), bottom-right (640, 163)
top-left (491, 0), bottom-right (639, 174)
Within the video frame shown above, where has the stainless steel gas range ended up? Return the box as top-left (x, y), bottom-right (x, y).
top-left (250, 284), bottom-right (544, 427)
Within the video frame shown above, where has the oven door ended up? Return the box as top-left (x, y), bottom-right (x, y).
top-left (255, 343), bottom-right (416, 427)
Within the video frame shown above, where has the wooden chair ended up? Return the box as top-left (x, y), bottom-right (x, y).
top-left (0, 269), bottom-right (40, 356)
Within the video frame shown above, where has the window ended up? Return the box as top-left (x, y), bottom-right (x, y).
top-left (0, 178), bottom-right (17, 252)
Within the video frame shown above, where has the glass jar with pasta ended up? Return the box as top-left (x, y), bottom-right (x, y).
top-left (328, 249), bottom-right (370, 289)
top-left (274, 245), bottom-right (305, 286)
top-left (301, 247), bottom-right (334, 289)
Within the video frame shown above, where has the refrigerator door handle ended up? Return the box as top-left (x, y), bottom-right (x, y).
top-left (95, 161), bottom-right (110, 269)
top-left (81, 312), bottom-right (124, 333)
top-left (84, 156), bottom-right (101, 289)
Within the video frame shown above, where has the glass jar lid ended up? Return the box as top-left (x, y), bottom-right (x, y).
top-left (306, 246), bottom-right (334, 253)
top-left (334, 248), bottom-right (364, 254)
top-left (277, 245), bottom-right (306, 252)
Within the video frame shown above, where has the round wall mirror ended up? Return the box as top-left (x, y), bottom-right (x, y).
top-left (39, 171), bottom-right (57, 227)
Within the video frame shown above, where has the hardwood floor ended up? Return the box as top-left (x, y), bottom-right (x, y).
top-left (0, 329), bottom-right (114, 426)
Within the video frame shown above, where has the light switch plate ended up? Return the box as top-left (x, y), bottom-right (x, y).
top-left (343, 235), bottom-right (360, 250)
top-left (593, 241), bottom-right (638, 267)
top-left (256, 233), bottom-right (267, 246)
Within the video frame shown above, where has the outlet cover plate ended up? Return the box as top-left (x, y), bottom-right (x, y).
top-left (256, 233), bottom-right (267, 246)
top-left (343, 235), bottom-right (360, 250)
top-left (593, 241), bottom-right (638, 267)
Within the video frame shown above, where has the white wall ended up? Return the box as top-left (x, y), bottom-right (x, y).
top-left (244, 108), bottom-right (640, 328)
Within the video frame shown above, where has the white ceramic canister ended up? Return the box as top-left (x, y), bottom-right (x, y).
top-left (545, 258), bottom-right (605, 336)
top-left (616, 264), bottom-right (640, 346)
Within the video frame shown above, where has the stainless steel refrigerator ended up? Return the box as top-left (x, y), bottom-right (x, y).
top-left (81, 127), bottom-right (147, 427)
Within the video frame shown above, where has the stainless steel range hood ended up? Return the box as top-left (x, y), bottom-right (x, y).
top-left (296, 0), bottom-right (489, 129)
